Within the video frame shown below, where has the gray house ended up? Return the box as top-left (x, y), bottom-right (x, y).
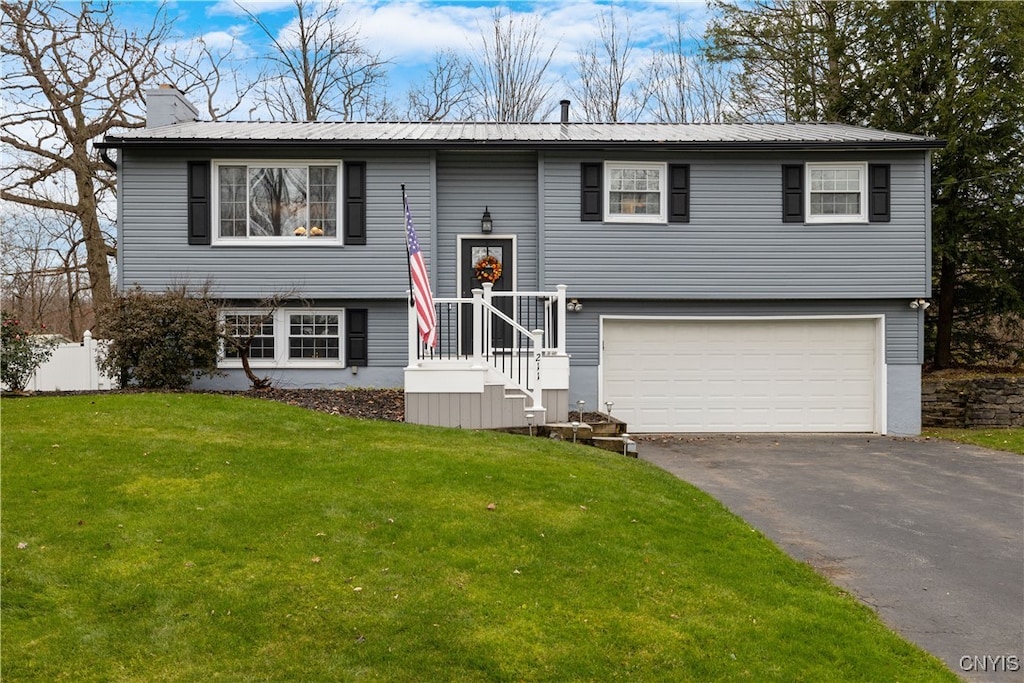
top-left (100, 87), bottom-right (943, 435)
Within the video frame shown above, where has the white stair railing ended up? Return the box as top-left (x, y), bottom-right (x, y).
top-left (407, 284), bottom-right (568, 416)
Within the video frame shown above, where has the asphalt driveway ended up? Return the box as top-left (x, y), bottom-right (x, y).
top-left (639, 434), bottom-right (1023, 682)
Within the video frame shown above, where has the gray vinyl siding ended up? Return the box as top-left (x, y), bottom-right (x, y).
top-left (119, 149), bottom-right (432, 298)
top-left (121, 146), bottom-right (929, 303)
top-left (562, 299), bottom-right (923, 365)
top-left (541, 151), bottom-right (930, 299)
top-left (435, 151), bottom-right (539, 296)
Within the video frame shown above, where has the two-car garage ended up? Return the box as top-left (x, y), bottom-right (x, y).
top-left (600, 317), bottom-right (884, 433)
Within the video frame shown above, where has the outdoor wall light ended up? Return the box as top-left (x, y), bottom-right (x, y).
top-left (480, 206), bottom-right (493, 233)
top-left (909, 298), bottom-right (931, 310)
top-left (567, 298), bottom-right (582, 312)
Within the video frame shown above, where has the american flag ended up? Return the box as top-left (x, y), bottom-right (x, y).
top-left (404, 191), bottom-right (437, 347)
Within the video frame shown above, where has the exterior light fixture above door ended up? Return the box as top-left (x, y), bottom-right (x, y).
top-left (481, 207), bottom-right (493, 234)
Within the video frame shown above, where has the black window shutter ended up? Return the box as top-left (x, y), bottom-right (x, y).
top-left (346, 308), bottom-right (368, 367)
top-left (344, 161), bottom-right (367, 245)
top-left (782, 164), bottom-right (804, 223)
top-left (668, 164), bottom-right (690, 223)
top-left (868, 164), bottom-right (891, 222)
top-left (580, 162), bottom-right (602, 221)
top-left (187, 161), bottom-right (211, 245)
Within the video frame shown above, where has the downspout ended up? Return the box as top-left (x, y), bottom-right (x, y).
top-left (100, 148), bottom-right (117, 171)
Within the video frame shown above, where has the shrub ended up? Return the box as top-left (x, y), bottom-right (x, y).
top-left (0, 312), bottom-right (60, 392)
top-left (97, 286), bottom-right (220, 390)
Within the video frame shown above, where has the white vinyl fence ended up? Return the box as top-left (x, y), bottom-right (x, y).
top-left (27, 330), bottom-right (116, 392)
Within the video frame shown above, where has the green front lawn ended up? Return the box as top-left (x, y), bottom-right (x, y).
top-left (922, 427), bottom-right (1024, 455)
top-left (2, 394), bottom-right (955, 681)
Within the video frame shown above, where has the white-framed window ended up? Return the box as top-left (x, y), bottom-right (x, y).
top-left (222, 311), bottom-right (276, 360)
top-left (219, 308), bottom-right (344, 368)
top-left (213, 161), bottom-right (342, 244)
top-left (806, 162), bottom-right (868, 223)
top-left (604, 161), bottom-right (667, 223)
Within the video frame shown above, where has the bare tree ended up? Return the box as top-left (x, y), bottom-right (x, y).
top-left (1, 207), bottom-right (92, 340)
top-left (1, 0), bottom-right (171, 315)
top-left (164, 36), bottom-right (260, 121)
top-left (638, 20), bottom-right (733, 123)
top-left (569, 8), bottom-right (641, 122)
top-left (468, 7), bottom-right (559, 122)
top-left (406, 49), bottom-right (473, 121)
top-left (242, 0), bottom-right (391, 121)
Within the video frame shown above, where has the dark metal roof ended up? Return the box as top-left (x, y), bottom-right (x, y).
top-left (100, 120), bottom-right (944, 151)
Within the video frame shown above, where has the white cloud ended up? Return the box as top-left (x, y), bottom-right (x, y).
top-left (198, 1), bottom-right (710, 69)
top-left (347, 1), bottom-right (707, 68)
top-left (206, 0), bottom-right (297, 17)
top-left (201, 29), bottom-right (250, 50)
top-left (334, 1), bottom-right (489, 63)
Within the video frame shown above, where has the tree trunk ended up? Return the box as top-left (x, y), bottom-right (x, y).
top-left (76, 173), bottom-right (113, 314)
top-left (934, 253), bottom-right (957, 368)
top-left (239, 350), bottom-right (271, 390)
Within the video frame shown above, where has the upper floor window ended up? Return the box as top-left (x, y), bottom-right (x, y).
top-left (806, 162), bottom-right (867, 223)
top-left (214, 162), bottom-right (341, 243)
top-left (604, 162), bottom-right (667, 223)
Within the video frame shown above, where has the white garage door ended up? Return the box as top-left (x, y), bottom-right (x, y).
top-left (601, 318), bottom-right (880, 433)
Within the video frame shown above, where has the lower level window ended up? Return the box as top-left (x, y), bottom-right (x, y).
top-left (220, 308), bottom-right (343, 367)
top-left (288, 313), bottom-right (340, 360)
top-left (223, 313), bottom-right (275, 359)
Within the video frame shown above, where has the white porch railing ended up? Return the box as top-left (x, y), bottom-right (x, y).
top-left (405, 284), bottom-right (569, 424)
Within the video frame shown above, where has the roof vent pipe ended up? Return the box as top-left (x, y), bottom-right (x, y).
top-left (560, 99), bottom-right (570, 124)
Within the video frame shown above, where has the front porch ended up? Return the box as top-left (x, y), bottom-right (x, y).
top-left (404, 284), bottom-right (570, 429)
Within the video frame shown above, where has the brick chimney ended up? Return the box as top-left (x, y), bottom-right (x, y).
top-left (145, 84), bottom-right (198, 128)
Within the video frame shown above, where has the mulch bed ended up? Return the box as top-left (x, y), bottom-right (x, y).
top-left (241, 388), bottom-right (406, 422)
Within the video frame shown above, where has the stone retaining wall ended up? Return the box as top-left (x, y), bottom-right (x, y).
top-left (922, 376), bottom-right (1024, 428)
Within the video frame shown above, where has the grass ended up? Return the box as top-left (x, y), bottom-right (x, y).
top-left (922, 427), bottom-right (1024, 455)
top-left (2, 394), bottom-right (955, 682)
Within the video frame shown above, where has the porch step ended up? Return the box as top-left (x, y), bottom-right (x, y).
top-left (544, 421), bottom-right (593, 441)
top-left (499, 415), bottom-right (638, 457)
top-left (591, 436), bottom-right (639, 457)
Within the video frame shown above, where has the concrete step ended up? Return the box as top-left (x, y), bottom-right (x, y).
top-left (592, 436), bottom-right (639, 457)
top-left (496, 415), bottom-right (638, 457)
top-left (588, 415), bottom-right (629, 437)
top-left (544, 422), bottom-right (594, 441)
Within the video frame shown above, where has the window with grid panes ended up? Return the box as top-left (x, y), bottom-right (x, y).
top-left (223, 313), bottom-right (275, 359)
top-left (288, 313), bottom-right (340, 360)
top-left (806, 163), bottom-right (867, 223)
top-left (604, 162), bottom-right (667, 223)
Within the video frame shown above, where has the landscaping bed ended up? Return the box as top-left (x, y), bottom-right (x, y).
top-left (241, 387), bottom-right (406, 422)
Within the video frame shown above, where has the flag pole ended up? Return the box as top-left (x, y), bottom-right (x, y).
top-left (402, 184), bottom-right (415, 309)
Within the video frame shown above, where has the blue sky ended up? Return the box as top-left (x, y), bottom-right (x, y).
top-left (112, 0), bottom-right (711, 118)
